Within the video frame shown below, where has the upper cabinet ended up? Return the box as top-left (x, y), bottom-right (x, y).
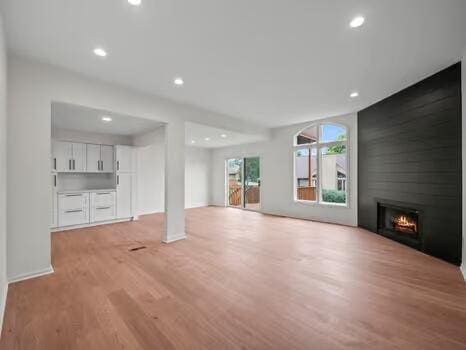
top-left (52, 141), bottom-right (114, 173)
top-left (86, 144), bottom-right (101, 172)
top-left (52, 141), bottom-right (86, 172)
top-left (101, 145), bottom-right (114, 173)
top-left (115, 145), bottom-right (133, 173)
top-left (86, 144), bottom-right (114, 173)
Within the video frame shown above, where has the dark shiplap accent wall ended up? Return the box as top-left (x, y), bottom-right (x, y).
top-left (358, 63), bottom-right (462, 265)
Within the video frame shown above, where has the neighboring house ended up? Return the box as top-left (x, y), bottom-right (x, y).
top-left (296, 153), bottom-right (346, 191)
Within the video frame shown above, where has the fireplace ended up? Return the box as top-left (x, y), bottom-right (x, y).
top-left (377, 201), bottom-right (422, 250)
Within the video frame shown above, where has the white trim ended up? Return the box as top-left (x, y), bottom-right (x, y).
top-left (0, 282), bottom-right (7, 335)
top-left (162, 234), bottom-right (186, 244)
top-left (51, 218), bottom-right (132, 232)
top-left (461, 264), bottom-right (466, 282)
top-left (294, 199), bottom-right (349, 208)
top-left (293, 121), bottom-right (349, 206)
top-left (8, 265), bottom-right (54, 284)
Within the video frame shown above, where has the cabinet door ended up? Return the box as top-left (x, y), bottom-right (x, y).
top-left (116, 146), bottom-right (132, 173)
top-left (101, 145), bottom-right (114, 173)
top-left (116, 173), bottom-right (132, 219)
top-left (52, 141), bottom-right (72, 172)
top-left (86, 144), bottom-right (101, 172)
top-left (58, 192), bottom-right (90, 226)
top-left (72, 143), bottom-right (86, 172)
top-left (51, 174), bottom-right (58, 228)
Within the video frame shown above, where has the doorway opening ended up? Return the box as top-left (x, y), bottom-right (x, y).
top-left (226, 157), bottom-right (261, 211)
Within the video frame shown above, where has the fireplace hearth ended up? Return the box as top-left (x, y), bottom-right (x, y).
top-left (377, 201), bottom-right (422, 250)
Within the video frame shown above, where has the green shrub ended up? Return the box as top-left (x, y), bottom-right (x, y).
top-left (322, 190), bottom-right (346, 203)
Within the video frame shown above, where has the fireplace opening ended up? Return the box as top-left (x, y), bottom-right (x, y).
top-left (377, 202), bottom-right (422, 249)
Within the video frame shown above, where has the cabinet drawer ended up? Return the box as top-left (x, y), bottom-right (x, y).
top-left (90, 192), bottom-right (115, 207)
top-left (90, 205), bottom-right (116, 223)
top-left (59, 193), bottom-right (89, 211)
top-left (59, 208), bottom-right (89, 227)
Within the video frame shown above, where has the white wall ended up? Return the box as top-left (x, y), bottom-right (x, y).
top-left (0, 15), bottom-right (7, 331)
top-left (185, 147), bottom-right (211, 209)
top-left (211, 113), bottom-right (358, 226)
top-left (462, 53), bottom-right (466, 280)
top-left (133, 128), bottom-right (211, 215)
top-left (52, 128), bottom-right (133, 146)
top-left (6, 56), bottom-right (267, 281)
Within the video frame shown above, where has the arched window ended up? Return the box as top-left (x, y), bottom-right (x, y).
top-left (294, 123), bottom-right (348, 205)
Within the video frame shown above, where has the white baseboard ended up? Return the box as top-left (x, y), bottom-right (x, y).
top-left (51, 218), bottom-right (132, 232)
top-left (0, 282), bottom-right (7, 335)
top-left (162, 234), bottom-right (186, 244)
top-left (8, 265), bottom-right (54, 284)
top-left (461, 264), bottom-right (466, 282)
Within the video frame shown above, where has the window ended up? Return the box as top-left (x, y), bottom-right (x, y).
top-left (294, 123), bottom-right (348, 205)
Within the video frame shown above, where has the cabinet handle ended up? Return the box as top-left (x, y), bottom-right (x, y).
top-left (69, 159), bottom-right (71, 170)
top-left (117, 161), bottom-right (120, 171)
top-left (54, 158), bottom-right (56, 170)
top-left (73, 159), bottom-right (76, 170)
top-left (54, 175), bottom-right (57, 187)
top-left (96, 192), bottom-right (111, 195)
top-left (65, 194), bottom-right (82, 197)
top-left (65, 209), bottom-right (83, 213)
top-left (117, 175), bottom-right (119, 185)
top-left (96, 206), bottom-right (111, 210)
top-left (102, 161), bottom-right (104, 171)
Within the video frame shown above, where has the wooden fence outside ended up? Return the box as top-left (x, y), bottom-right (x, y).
top-left (297, 186), bottom-right (316, 201)
top-left (229, 185), bottom-right (260, 206)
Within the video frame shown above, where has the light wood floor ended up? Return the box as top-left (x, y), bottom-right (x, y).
top-left (1, 207), bottom-right (466, 350)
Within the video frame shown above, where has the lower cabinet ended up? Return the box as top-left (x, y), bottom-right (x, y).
top-left (90, 191), bottom-right (116, 222)
top-left (58, 192), bottom-right (90, 227)
top-left (57, 190), bottom-right (117, 227)
top-left (116, 174), bottom-right (132, 219)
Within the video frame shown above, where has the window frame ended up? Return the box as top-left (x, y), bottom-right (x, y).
top-left (293, 122), bottom-right (349, 207)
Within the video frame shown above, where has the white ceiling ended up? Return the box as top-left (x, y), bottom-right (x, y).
top-left (2, 1), bottom-right (466, 127)
top-left (52, 102), bottom-right (263, 148)
top-left (185, 122), bottom-right (265, 148)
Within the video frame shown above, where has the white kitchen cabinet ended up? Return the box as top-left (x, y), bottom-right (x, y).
top-left (52, 141), bottom-right (86, 172)
top-left (86, 144), bottom-right (114, 173)
top-left (52, 141), bottom-right (71, 172)
top-left (101, 145), bottom-right (114, 173)
top-left (86, 144), bottom-right (101, 172)
top-left (116, 173), bottom-right (132, 219)
top-left (58, 192), bottom-right (90, 226)
top-left (72, 143), bottom-right (86, 172)
top-left (90, 191), bottom-right (116, 222)
top-left (51, 173), bottom-right (58, 228)
top-left (115, 145), bottom-right (132, 173)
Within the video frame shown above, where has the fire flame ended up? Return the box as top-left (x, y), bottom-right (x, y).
top-left (393, 215), bottom-right (417, 232)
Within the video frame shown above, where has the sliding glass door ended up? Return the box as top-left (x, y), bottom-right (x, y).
top-left (226, 157), bottom-right (260, 210)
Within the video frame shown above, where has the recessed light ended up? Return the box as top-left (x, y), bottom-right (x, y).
top-left (93, 47), bottom-right (107, 57)
top-left (128, 0), bottom-right (141, 6)
top-left (191, 140), bottom-right (196, 144)
top-left (350, 92), bottom-right (359, 98)
top-left (101, 116), bottom-right (112, 122)
top-left (204, 137), bottom-right (210, 141)
top-left (174, 77), bottom-right (184, 86)
top-left (220, 134), bottom-right (227, 138)
top-left (350, 16), bottom-right (365, 28)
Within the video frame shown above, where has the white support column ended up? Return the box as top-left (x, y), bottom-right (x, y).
top-left (163, 121), bottom-right (186, 243)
